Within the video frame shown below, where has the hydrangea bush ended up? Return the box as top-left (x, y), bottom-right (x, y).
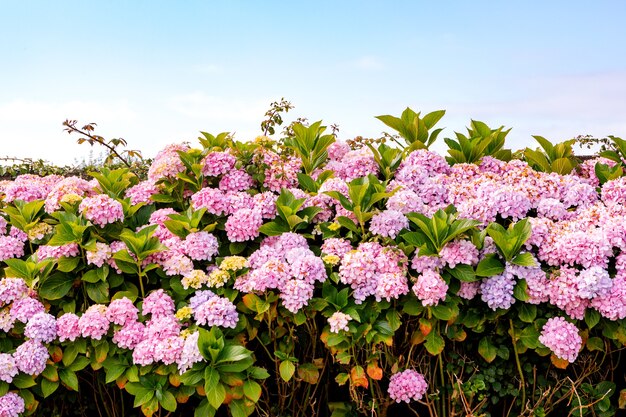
top-left (0, 108), bottom-right (625, 417)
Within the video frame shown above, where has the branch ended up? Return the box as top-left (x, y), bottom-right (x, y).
top-left (63, 119), bottom-right (131, 167)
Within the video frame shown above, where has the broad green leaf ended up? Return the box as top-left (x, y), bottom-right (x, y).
top-left (478, 337), bottom-right (497, 363)
top-left (38, 273), bottom-right (74, 300)
top-left (476, 253), bottom-right (505, 277)
top-left (279, 361), bottom-right (296, 382)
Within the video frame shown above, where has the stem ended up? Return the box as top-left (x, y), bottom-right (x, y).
top-left (136, 263), bottom-right (146, 298)
top-left (510, 319), bottom-right (526, 412)
top-left (63, 121), bottom-right (131, 167)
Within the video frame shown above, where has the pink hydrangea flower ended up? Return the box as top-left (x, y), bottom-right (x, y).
top-left (0, 236), bottom-right (25, 262)
top-left (106, 297), bottom-right (139, 326)
top-left (44, 176), bottom-right (94, 213)
top-left (539, 317), bottom-right (582, 363)
top-left (0, 353), bottom-right (18, 383)
top-left (177, 331), bottom-right (203, 374)
top-left (56, 313), bottom-right (81, 342)
top-left (79, 194), bottom-right (124, 227)
top-left (36, 243), bottom-right (80, 260)
top-left (457, 281), bottom-right (480, 300)
top-left (219, 169), bottom-right (255, 191)
top-left (253, 192), bottom-right (278, 219)
top-left (190, 188), bottom-right (229, 216)
top-left (440, 240), bottom-right (479, 268)
top-left (78, 305), bottom-right (110, 340)
top-left (86, 242), bottom-right (112, 267)
top-left (280, 279), bottom-right (314, 313)
top-left (370, 210), bottom-right (409, 239)
top-left (153, 336), bottom-right (185, 365)
top-left (194, 296), bottom-right (239, 328)
top-left (147, 143), bottom-right (188, 182)
top-left (225, 208), bottom-right (263, 242)
top-left (13, 339), bottom-right (49, 375)
top-left (202, 151), bottom-right (236, 177)
top-left (0, 278), bottom-right (29, 306)
top-left (24, 312), bottom-right (57, 343)
top-left (412, 269), bottom-right (448, 306)
top-left (125, 180), bottom-right (159, 205)
top-left (10, 297), bottom-right (45, 323)
top-left (0, 392), bottom-right (25, 417)
top-left (113, 321), bottom-right (145, 349)
top-left (184, 231), bottom-right (219, 261)
top-left (328, 312), bottom-right (351, 333)
top-left (142, 289), bottom-right (175, 318)
top-left (388, 369), bottom-right (428, 403)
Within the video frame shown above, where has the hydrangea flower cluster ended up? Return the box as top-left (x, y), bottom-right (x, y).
top-left (412, 269), bottom-right (448, 306)
top-left (234, 234), bottom-right (327, 312)
top-left (388, 369), bottom-right (429, 403)
top-left (339, 242), bottom-right (408, 304)
top-left (0, 392), bottom-right (25, 417)
top-left (328, 312), bottom-right (351, 333)
top-left (369, 210), bottom-right (409, 238)
top-left (79, 194), bottom-right (124, 227)
top-left (538, 317), bottom-right (582, 362)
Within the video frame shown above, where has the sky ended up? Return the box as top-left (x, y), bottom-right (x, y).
top-left (1, 1), bottom-right (625, 165)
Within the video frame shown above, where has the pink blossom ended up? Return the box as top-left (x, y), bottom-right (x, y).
top-left (328, 312), bottom-right (351, 333)
top-left (388, 369), bottom-right (428, 403)
top-left (79, 194), bottom-right (124, 227)
top-left (412, 270), bottom-right (448, 306)
top-left (539, 317), bottom-right (582, 363)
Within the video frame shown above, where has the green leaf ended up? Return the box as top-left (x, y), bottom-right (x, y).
top-left (86, 280), bottom-right (109, 303)
top-left (586, 337), bottom-right (605, 352)
top-left (159, 390), bottom-right (177, 412)
top-left (447, 264), bottom-right (476, 282)
top-left (57, 256), bottom-right (80, 273)
top-left (585, 309), bottom-right (601, 330)
top-left (217, 345), bottom-right (252, 364)
top-left (520, 325), bottom-right (540, 349)
top-left (279, 360), bottom-right (296, 382)
top-left (62, 344), bottom-right (79, 367)
top-left (104, 362), bottom-right (127, 384)
top-left (336, 216), bottom-right (359, 233)
top-left (431, 304), bottom-right (455, 321)
top-left (41, 378), bottom-right (59, 398)
top-left (511, 252), bottom-right (537, 267)
top-left (518, 304), bottom-right (537, 323)
top-left (478, 337), bottom-right (497, 363)
top-left (3, 258), bottom-right (32, 280)
top-left (206, 381), bottom-right (226, 409)
top-left (475, 253), bottom-right (505, 277)
top-left (248, 366), bottom-right (270, 380)
top-left (12, 373), bottom-right (36, 389)
top-left (132, 388), bottom-right (154, 407)
top-left (297, 173), bottom-right (319, 193)
top-left (513, 279), bottom-right (529, 302)
top-left (38, 273), bottom-right (74, 300)
top-left (194, 399), bottom-right (216, 417)
top-left (67, 356), bottom-right (90, 372)
top-left (424, 331), bottom-right (445, 355)
top-left (258, 221), bottom-right (289, 236)
top-left (229, 399), bottom-right (254, 417)
top-left (243, 380), bottom-right (262, 402)
top-left (59, 368), bottom-right (79, 391)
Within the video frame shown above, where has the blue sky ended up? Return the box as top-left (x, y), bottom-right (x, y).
top-left (1, 1), bottom-right (625, 164)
